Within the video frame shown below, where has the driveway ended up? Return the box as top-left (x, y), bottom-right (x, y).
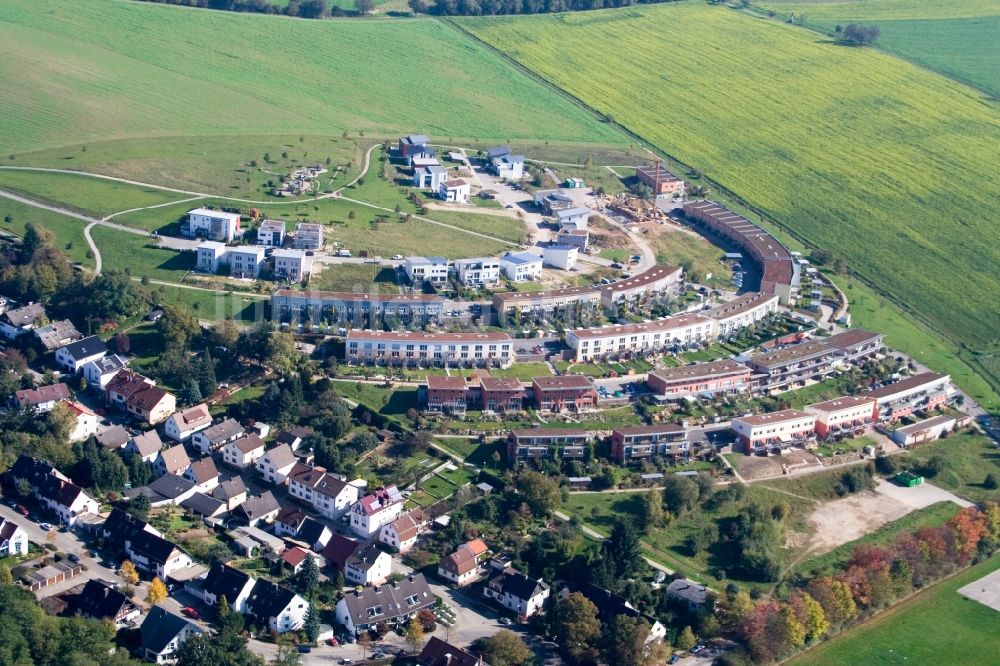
top-left (875, 478), bottom-right (974, 509)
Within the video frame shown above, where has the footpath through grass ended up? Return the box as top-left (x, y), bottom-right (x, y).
top-left (464, 2), bottom-right (1000, 358)
top-left (788, 553), bottom-right (1000, 665)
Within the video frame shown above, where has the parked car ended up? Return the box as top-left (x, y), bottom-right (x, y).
top-left (16, 505), bottom-right (29, 517)
top-left (68, 553), bottom-right (80, 563)
top-left (668, 654), bottom-right (681, 664)
top-left (296, 646), bottom-right (311, 654)
top-left (691, 644), bottom-right (706, 654)
top-left (498, 617), bottom-right (512, 625)
top-left (181, 607), bottom-right (200, 620)
top-left (39, 522), bottom-right (53, 531)
top-left (339, 659), bottom-right (353, 665)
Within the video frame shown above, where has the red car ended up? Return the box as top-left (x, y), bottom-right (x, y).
top-left (16, 505), bottom-right (29, 517)
top-left (181, 607), bottom-right (200, 620)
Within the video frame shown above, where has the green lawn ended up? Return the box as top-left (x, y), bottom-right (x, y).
top-left (0, 0), bottom-right (622, 154)
top-left (149, 285), bottom-right (267, 324)
top-left (91, 226), bottom-right (193, 282)
top-left (331, 381), bottom-right (418, 429)
top-left (464, 2), bottom-right (1000, 361)
top-left (438, 465), bottom-right (477, 487)
top-left (420, 475), bottom-right (457, 500)
top-left (0, 197), bottom-right (94, 267)
top-left (788, 553), bottom-right (1000, 665)
top-left (652, 228), bottom-right (729, 287)
top-left (0, 169), bottom-right (186, 218)
top-left (791, 502), bottom-right (961, 581)
top-left (309, 263), bottom-right (399, 294)
top-left (490, 362), bottom-right (552, 381)
top-left (433, 438), bottom-right (479, 460)
top-left (756, 0), bottom-right (1000, 96)
top-left (893, 432), bottom-right (1000, 503)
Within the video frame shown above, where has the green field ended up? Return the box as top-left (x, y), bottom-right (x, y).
top-left (789, 553), bottom-right (1000, 665)
top-left (0, 169), bottom-right (186, 218)
top-left (309, 263), bottom-right (399, 294)
top-left (893, 432), bottom-right (1000, 504)
top-left (0, 0), bottom-right (622, 153)
top-left (0, 197), bottom-right (93, 267)
top-left (756, 0), bottom-right (1000, 95)
top-left (463, 3), bottom-right (1000, 361)
top-left (91, 227), bottom-right (194, 282)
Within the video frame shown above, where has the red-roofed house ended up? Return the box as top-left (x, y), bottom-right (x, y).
top-left (379, 509), bottom-right (426, 553)
top-left (423, 376), bottom-right (470, 415)
top-left (532, 375), bottom-right (598, 412)
top-left (350, 485), bottom-right (405, 538)
top-left (60, 400), bottom-right (99, 442)
top-left (13, 383), bottom-right (71, 414)
top-left (479, 376), bottom-right (526, 413)
top-left (281, 546), bottom-right (310, 575)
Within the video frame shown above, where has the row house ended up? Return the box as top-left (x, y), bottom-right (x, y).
top-left (492, 284), bottom-right (603, 324)
top-left (480, 376), bottom-right (526, 412)
top-left (272, 290), bottom-right (444, 327)
top-left (423, 375), bottom-right (470, 414)
top-left (705, 291), bottom-right (780, 338)
top-left (804, 395), bottom-right (878, 438)
top-left (824, 328), bottom-right (885, 363)
top-left (532, 375), bottom-right (598, 412)
top-left (745, 340), bottom-right (841, 390)
top-left (164, 403), bottom-right (213, 442)
top-left (335, 574), bottom-right (435, 635)
top-left (287, 465), bottom-right (361, 520)
top-left (731, 409), bottom-right (816, 455)
top-left (507, 429), bottom-right (589, 461)
top-left (611, 424), bottom-right (688, 463)
top-left (419, 375), bottom-right (527, 414)
top-left (351, 485), bottom-right (405, 538)
top-left (566, 313), bottom-right (715, 362)
top-left (453, 257), bottom-right (501, 287)
top-left (192, 418), bottom-right (245, 453)
top-left (55, 335), bottom-right (107, 374)
top-left (346, 330), bottom-right (514, 368)
top-left (127, 430), bottom-right (163, 463)
top-left (864, 372), bottom-right (952, 423)
top-left (598, 264), bottom-right (684, 311)
top-left (647, 359), bottom-right (752, 399)
top-left (379, 509), bottom-right (426, 554)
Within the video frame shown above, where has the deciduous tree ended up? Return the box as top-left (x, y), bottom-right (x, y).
top-left (478, 630), bottom-right (531, 666)
top-left (146, 577), bottom-right (168, 605)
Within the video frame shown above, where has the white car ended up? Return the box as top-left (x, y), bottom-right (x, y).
top-left (39, 522), bottom-right (53, 531)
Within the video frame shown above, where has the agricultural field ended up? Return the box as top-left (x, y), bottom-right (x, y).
top-left (788, 553), bottom-right (1000, 665)
top-left (0, 169), bottom-right (185, 218)
top-left (0, 0), bottom-right (623, 154)
top-left (756, 0), bottom-right (1000, 95)
top-left (0, 197), bottom-right (94, 268)
top-left (1, 135), bottom-right (365, 200)
top-left (464, 3), bottom-right (1000, 365)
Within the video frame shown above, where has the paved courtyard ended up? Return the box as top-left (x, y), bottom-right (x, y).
top-left (958, 568), bottom-right (1000, 612)
top-left (875, 478), bottom-right (974, 510)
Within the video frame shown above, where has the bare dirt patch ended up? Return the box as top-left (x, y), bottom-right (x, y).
top-left (738, 450), bottom-right (821, 480)
top-left (803, 490), bottom-right (912, 557)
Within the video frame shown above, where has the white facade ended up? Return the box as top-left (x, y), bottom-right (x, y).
top-left (566, 314), bottom-right (716, 362)
top-left (223, 437), bottom-right (265, 469)
top-left (43, 487), bottom-right (99, 526)
top-left (293, 223), bottom-right (323, 250)
top-left (413, 164), bottom-right (448, 190)
top-left (706, 292), bottom-right (780, 338)
top-left (287, 471), bottom-right (361, 520)
top-left (63, 401), bottom-right (99, 442)
top-left (196, 241), bottom-right (228, 273)
top-left (405, 256), bottom-right (450, 285)
top-left (255, 444), bottom-right (297, 485)
top-left (499, 252), bottom-right (543, 282)
top-left (187, 208), bottom-right (241, 242)
top-left (438, 179), bottom-right (470, 204)
top-left (345, 330), bottom-right (514, 368)
top-left (542, 244), bottom-right (578, 271)
top-left (0, 518), bottom-right (29, 556)
top-left (350, 487), bottom-right (405, 538)
top-left (454, 258), bottom-right (501, 287)
top-left (345, 550), bottom-right (392, 586)
top-left (272, 249), bottom-right (312, 283)
top-left (82, 355), bottom-right (128, 390)
top-left (228, 246), bottom-right (266, 279)
top-left (256, 220), bottom-right (286, 247)
top-left (555, 207), bottom-right (591, 231)
top-left (55, 336), bottom-right (107, 374)
top-left (163, 404), bottom-right (212, 442)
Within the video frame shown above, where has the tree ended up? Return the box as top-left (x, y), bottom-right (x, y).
top-left (676, 625), bottom-right (697, 650)
top-left (119, 560), bottom-right (139, 587)
top-left (640, 489), bottom-right (664, 533)
top-left (113, 332), bottom-right (131, 354)
top-left (181, 379), bottom-right (203, 406)
top-left (129, 454), bottom-right (153, 487)
top-left (198, 351), bottom-right (218, 396)
top-left (516, 471), bottom-right (561, 517)
top-left (175, 630), bottom-right (265, 666)
top-left (0, 564), bottom-right (12, 584)
top-left (89, 270), bottom-right (148, 320)
top-left (146, 577), bottom-right (168, 605)
top-left (217, 595), bottom-right (245, 635)
top-left (417, 607), bottom-right (437, 632)
top-left (270, 636), bottom-right (303, 666)
top-left (356, 632), bottom-right (371, 660)
top-left (807, 577), bottom-right (856, 626)
top-left (478, 630), bottom-right (532, 666)
top-left (46, 401), bottom-right (76, 442)
top-left (160, 304), bottom-right (202, 351)
top-left (405, 616), bottom-right (425, 652)
top-left (602, 521), bottom-right (645, 582)
top-left (297, 555), bottom-right (320, 596)
top-left (551, 592), bottom-right (601, 655)
top-left (356, 0), bottom-right (374, 13)
top-left (127, 492), bottom-right (151, 521)
top-left (841, 23), bottom-right (880, 45)
top-left (795, 591), bottom-right (828, 643)
top-left (985, 473), bottom-right (998, 490)
top-left (662, 474), bottom-right (699, 515)
top-left (603, 614), bottom-right (656, 666)
top-left (303, 603), bottom-right (321, 643)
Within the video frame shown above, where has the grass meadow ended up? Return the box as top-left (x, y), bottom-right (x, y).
top-left (0, 0), bottom-right (622, 153)
top-left (464, 2), bottom-right (1000, 358)
top-left (0, 197), bottom-right (94, 268)
top-left (756, 0), bottom-right (1000, 95)
top-left (788, 553), bottom-right (1000, 665)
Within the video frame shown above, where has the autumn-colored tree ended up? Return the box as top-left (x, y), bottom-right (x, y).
top-left (146, 577), bottom-right (168, 605)
top-left (737, 599), bottom-right (780, 643)
top-left (983, 501), bottom-right (1000, 541)
top-left (719, 589), bottom-right (755, 631)
top-left (791, 591), bottom-right (828, 643)
top-left (867, 565), bottom-right (895, 609)
top-left (550, 592), bottom-right (602, 656)
top-left (119, 560), bottom-right (139, 586)
top-left (806, 577), bottom-right (856, 626)
top-left (416, 608), bottom-right (437, 632)
top-left (948, 507), bottom-right (989, 564)
top-left (356, 632), bottom-right (370, 660)
top-left (675, 625), bottom-right (697, 651)
top-left (405, 617), bottom-right (425, 653)
top-left (0, 565), bottom-right (12, 584)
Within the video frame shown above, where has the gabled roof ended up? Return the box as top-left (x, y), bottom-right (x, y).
top-left (141, 605), bottom-right (202, 655)
top-left (96, 425), bottom-right (130, 449)
top-left (38, 476), bottom-right (89, 509)
top-left (34, 319), bottom-right (82, 350)
top-left (82, 353), bottom-right (127, 376)
top-left (347, 543), bottom-right (386, 573)
top-left (58, 335), bottom-right (108, 361)
top-left (202, 561), bottom-right (255, 603)
top-left (418, 636), bottom-right (484, 666)
top-left (103, 507), bottom-right (158, 543)
top-left (387, 510), bottom-right (425, 542)
top-left (357, 485), bottom-right (403, 516)
top-left (666, 578), bottom-right (709, 605)
top-left (244, 579), bottom-right (302, 624)
top-left (128, 384), bottom-right (173, 411)
top-left (213, 476), bottom-right (248, 501)
top-left (230, 434), bottom-right (265, 454)
top-left (2, 302), bottom-right (45, 328)
top-left (200, 418), bottom-right (245, 444)
top-left (440, 547), bottom-right (477, 576)
top-left (128, 529), bottom-right (183, 565)
top-left (339, 574), bottom-right (435, 627)
top-left (131, 430), bottom-right (163, 457)
top-left (236, 491), bottom-right (280, 521)
top-left (261, 443), bottom-right (297, 470)
top-left (158, 444), bottom-right (190, 474)
top-left (0, 517), bottom-right (25, 544)
top-left (180, 492), bottom-right (226, 517)
top-left (463, 538), bottom-right (489, 557)
top-left (298, 518), bottom-right (330, 548)
top-left (321, 533), bottom-right (360, 570)
top-left (276, 506), bottom-right (309, 532)
top-left (281, 546), bottom-right (310, 568)
top-left (186, 457), bottom-right (219, 484)
top-left (105, 370), bottom-right (154, 399)
top-left (488, 568), bottom-right (548, 601)
top-left (74, 580), bottom-right (134, 620)
top-left (169, 404), bottom-right (212, 430)
top-left (148, 474), bottom-right (195, 500)
top-left (14, 383), bottom-right (71, 407)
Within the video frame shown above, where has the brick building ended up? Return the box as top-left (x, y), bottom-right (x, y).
top-left (531, 375), bottom-right (598, 412)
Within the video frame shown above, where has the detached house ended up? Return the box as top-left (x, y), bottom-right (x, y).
top-left (244, 579), bottom-right (309, 634)
top-left (350, 485), bottom-right (405, 538)
top-left (418, 637), bottom-right (482, 666)
top-left (288, 466), bottom-right (361, 520)
top-left (184, 457), bottom-right (220, 493)
top-left (438, 539), bottom-right (489, 587)
top-left (128, 384), bottom-right (176, 425)
top-left (0, 517), bottom-right (29, 556)
top-left (199, 561), bottom-right (257, 613)
top-left (106, 370), bottom-right (155, 411)
top-left (82, 354), bottom-right (128, 390)
top-left (33, 319), bottom-right (82, 352)
top-left (192, 418), bottom-right (245, 454)
top-left (37, 476), bottom-right (99, 526)
top-left (0, 302), bottom-right (46, 339)
top-left (127, 430), bottom-right (163, 463)
top-left (483, 564), bottom-right (550, 620)
top-left (234, 491), bottom-right (281, 527)
top-left (140, 605), bottom-right (203, 664)
top-left (60, 400), bottom-right (99, 442)
top-left (74, 580), bottom-right (140, 626)
top-left (13, 383), bottom-right (71, 414)
top-left (323, 533), bottom-right (392, 586)
top-left (55, 336), bottom-right (108, 374)
top-left (154, 443), bottom-right (191, 478)
top-left (223, 434), bottom-right (265, 469)
top-left (256, 444), bottom-right (298, 485)
top-left (213, 477), bottom-right (248, 511)
top-left (379, 509), bottom-right (426, 553)
top-left (164, 404), bottom-right (213, 442)
top-left (126, 529), bottom-right (193, 579)
top-left (335, 574), bottom-right (435, 635)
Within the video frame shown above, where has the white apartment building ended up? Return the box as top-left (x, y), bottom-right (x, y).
top-left (499, 251), bottom-right (543, 282)
top-left (287, 467), bottom-right (361, 520)
top-left (196, 241), bottom-right (228, 273)
top-left (705, 291), bottom-right (780, 338)
top-left (453, 257), bottom-right (501, 287)
top-left (566, 313), bottom-right (716, 362)
top-left (272, 249), bottom-right (313, 282)
top-left (228, 246), bottom-right (267, 279)
top-left (187, 208), bottom-right (241, 242)
top-left (731, 409), bottom-right (817, 455)
top-left (345, 330), bottom-right (514, 368)
top-left (293, 223), bottom-right (323, 250)
top-left (350, 485), bottom-right (405, 538)
top-left (257, 220), bottom-right (286, 247)
top-left (404, 256), bottom-right (450, 285)
top-left (542, 244), bottom-right (578, 271)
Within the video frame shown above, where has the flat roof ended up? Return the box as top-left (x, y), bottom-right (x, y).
top-left (510, 428), bottom-right (589, 438)
top-left (733, 409), bottom-right (813, 427)
top-left (347, 330), bottom-right (512, 343)
top-left (532, 375), bottom-right (595, 391)
top-left (600, 265), bottom-right (682, 295)
top-left (614, 424), bottom-right (685, 436)
top-left (569, 313), bottom-right (712, 340)
top-left (649, 359), bottom-right (750, 383)
top-left (864, 372), bottom-right (949, 400)
top-left (824, 328), bottom-right (883, 350)
top-left (188, 207), bottom-right (239, 220)
top-left (273, 289), bottom-right (442, 303)
top-left (805, 395), bottom-right (876, 413)
top-left (555, 207), bottom-right (591, 218)
top-left (501, 252), bottom-right (542, 266)
top-left (894, 414), bottom-right (956, 436)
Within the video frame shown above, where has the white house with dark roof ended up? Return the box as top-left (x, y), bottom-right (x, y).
top-left (486, 146), bottom-right (525, 180)
top-left (350, 485), bottom-right (404, 538)
top-left (499, 251), bottom-right (543, 282)
top-left (0, 517), bottom-right (29, 556)
top-left (164, 404), bottom-right (213, 442)
top-left (256, 444), bottom-right (298, 485)
top-left (438, 178), bottom-right (470, 204)
top-left (555, 206), bottom-right (591, 232)
top-left (665, 578), bottom-right (712, 612)
top-left (191, 418), bottom-right (244, 453)
top-left (37, 476), bottom-right (99, 526)
top-left (199, 561), bottom-right (257, 613)
top-left (223, 434), bottom-right (266, 469)
top-left (335, 573), bottom-right (435, 635)
top-left (484, 564), bottom-right (550, 620)
top-left (288, 466), bottom-right (361, 520)
top-left (126, 529), bottom-right (193, 579)
top-left (244, 579), bottom-right (309, 634)
top-left (140, 605), bottom-right (204, 664)
top-left (55, 335), bottom-right (108, 374)
top-left (81, 354), bottom-right (128, 390)
top-left (234, 491), bottom-right (281, 527)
